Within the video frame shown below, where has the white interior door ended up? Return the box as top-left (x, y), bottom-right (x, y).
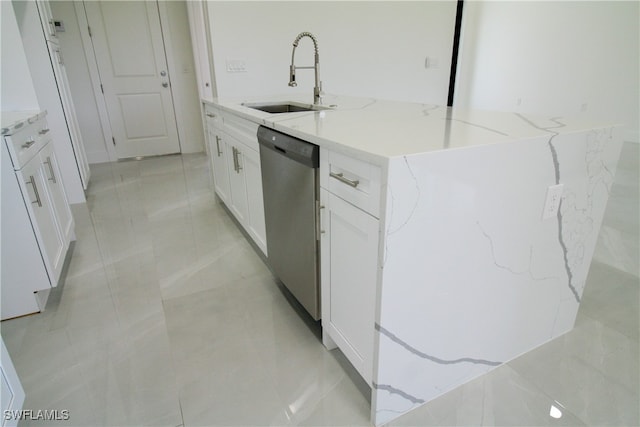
top-left (84, 1), bottom-right (180, 159)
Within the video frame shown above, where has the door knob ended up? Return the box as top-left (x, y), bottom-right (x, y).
top-left (162, 82), bottom-right (169, 88)
top-left (160, 70), bottom-right (167, 76)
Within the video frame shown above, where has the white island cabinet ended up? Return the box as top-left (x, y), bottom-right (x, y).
top-left (319, 148), bottom-right (381, 385)
top-left (203, 103), bottom-right (267, 256)
top-left (204, 104), bottom-right (230, 204)
top-left (206, 95), bottom-right (623, 426)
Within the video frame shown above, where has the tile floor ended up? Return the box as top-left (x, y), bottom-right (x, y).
top-left (1, 153), bottom-right (638, 426)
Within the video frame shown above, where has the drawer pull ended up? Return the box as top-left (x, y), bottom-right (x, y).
top-left (22, 139), bottom-right (36, 149)
top-left (330, 172), bottom-right (359, 188)
top-left (206, 113), bottom-right (216, 118)
top-left (39, 128), bottom-right (50, 135)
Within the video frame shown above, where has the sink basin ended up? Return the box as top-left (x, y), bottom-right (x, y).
top-left (242, 101), bottom-right (331, 114)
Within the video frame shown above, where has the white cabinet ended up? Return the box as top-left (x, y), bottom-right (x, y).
top-left (226, 134), bottom-right (250, 225)
top-left (20, 150), bottom-right (66, 280)
top-left (320, 149), bottom-right (381, 385)
top-left (205, 106), bottom-right (230, 204)
top-left (240, 144), bottom-right (267, 252)
top-left (39, 141), bottom-right (73, 247)
top-left (204, 105), bottom-right (267, 256)
top-left (224, 133), bottom-right (267, 255)
top-left (1, 143), bottom-right (49, 319)
top-left (1, 114), bottom-right (74, 320)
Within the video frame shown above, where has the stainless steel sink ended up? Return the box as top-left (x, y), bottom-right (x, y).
top-left (242, 101), bottom-right (331, 114)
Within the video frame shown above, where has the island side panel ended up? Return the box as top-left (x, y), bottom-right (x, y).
top-left (371, 126), bottom-right (623, 425)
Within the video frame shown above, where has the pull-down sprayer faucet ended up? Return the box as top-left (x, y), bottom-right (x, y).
top-left (288, 32), bottom-right (322, 105)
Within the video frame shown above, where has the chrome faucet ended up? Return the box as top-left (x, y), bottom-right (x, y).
top-left (288, 32), bottom-right (322, 105)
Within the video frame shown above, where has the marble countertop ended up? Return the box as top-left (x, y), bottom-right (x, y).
top-left (1, 110), bottom-right (45, 136)
top-left (209, 94), bottom-right (619, 165)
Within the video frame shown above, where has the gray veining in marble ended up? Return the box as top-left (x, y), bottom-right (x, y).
top-left (376, 324), bottom-right (502, 367)
top-left (443, 118), bottom-right (510, 136)
top-left (476, 221), bottom-right (560, 281)
top-left (372, 383), bottom-right (425, 404)
top-left (515, 113), bottom-right (584, 302)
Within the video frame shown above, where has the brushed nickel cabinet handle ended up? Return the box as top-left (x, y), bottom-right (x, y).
top-left (329, 172), bottom-right (359, 188)
top-left (44, 157), bottom-right (57, 183)
top-left (232, 147), bottom-right (239, 172)
top-left (235, 148), bottom-right (242, 172)
top-left (22, 139), bottom-right (36, 149)
top-left (27, 175), bottom-right (42, 207)
top-left (215, 136), bottom-right (222, 157)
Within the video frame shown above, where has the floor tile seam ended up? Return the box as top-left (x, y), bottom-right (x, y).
top-left (80, 184), bottom-right (147, 336)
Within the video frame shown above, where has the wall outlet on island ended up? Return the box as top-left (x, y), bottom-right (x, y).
top-left (542, 184), bottom-right (564, 220)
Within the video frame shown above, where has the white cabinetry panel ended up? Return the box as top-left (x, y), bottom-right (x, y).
top-left (320, 188), bottom-right (379, 385)
top-left (204, 105), bottom-right (267, 256)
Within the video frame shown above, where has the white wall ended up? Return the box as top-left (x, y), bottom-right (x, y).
top-left (1, 0), bottom-right (39, 111)
top-left (455, 1), bottom-right (639, 142)
top-left (50, 1), bottom-right (110, 164)
top-left (207, 1), bottom-right (457, 104)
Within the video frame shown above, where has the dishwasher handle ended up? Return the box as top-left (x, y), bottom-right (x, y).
top-left (257, 125), bottom-right (319, 168)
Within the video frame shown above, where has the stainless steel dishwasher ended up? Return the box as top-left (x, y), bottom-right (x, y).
top-left (257, 126), bottom-right (321, 320)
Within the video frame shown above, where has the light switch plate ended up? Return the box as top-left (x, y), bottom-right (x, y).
top-left (226, 60), bottom-right (246, 73)
top-left (542, 184), bottom-right (564, 220)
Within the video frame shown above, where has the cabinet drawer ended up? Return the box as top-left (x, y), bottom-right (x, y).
top-left (223, 113), bottom-right (259, 151)
top-left (4, 118), bottom-right (49, 169)
top-left (321, 148), bottom-right (381, 218)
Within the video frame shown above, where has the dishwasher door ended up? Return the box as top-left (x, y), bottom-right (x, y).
top-left (258, 126), bottom-right (320, 320)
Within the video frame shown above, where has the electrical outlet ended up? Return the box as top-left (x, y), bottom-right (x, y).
top-left (542, 184), bottom-right (564, 220)
top-left (424, 56), bottom-right (439, 69)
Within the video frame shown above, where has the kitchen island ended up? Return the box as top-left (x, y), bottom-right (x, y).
top-left (204, 94), bottom-right (623, 426)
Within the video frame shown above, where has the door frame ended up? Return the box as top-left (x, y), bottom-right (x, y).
top-left (74, 0), bottom-right (187, 162)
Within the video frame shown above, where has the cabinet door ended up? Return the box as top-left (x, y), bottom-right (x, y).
top-left (321, 190), bottom-right (379, 384)
top-left (241, 147), bottom-right (267, 255)
top-left (226, 137), bottom-right (249, 225)
top-left (208, 127), bottom-right (230, 204)
top-left (20, 157), bottom-right (64, 285)
top-left (39, 143), bottom-right (73, 247)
